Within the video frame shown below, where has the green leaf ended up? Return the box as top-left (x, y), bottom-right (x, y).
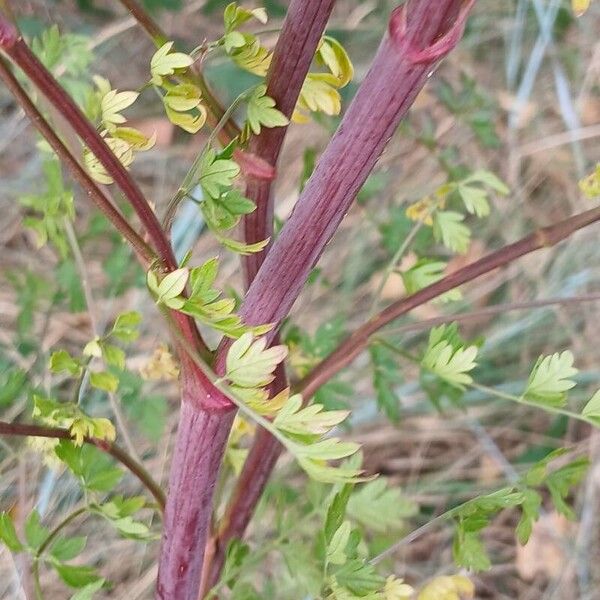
top-left (226, 333), bottom-right (288, 389)
top-left (370, 344), bottom-right (402, 421)
top-left (452, 529), bottom-right (490, 572)
top-left (50, 536), bottom-right (87, 561)
top-left (69, 579), bottom-right (105, 600)
top-left (101, 344), bottom-right (126, 370)
top-left (111, 311), bottom-right (141, 342)
top-left (50, 350), bottom-right (82, 376)
top-left (324, 485), bottom-right (354, 544)
top-left (458, 184), bottom-right (490, 217)
top-left (347, 479), bottom-right (417, 533)
top-left (334, 560), bottom-right (385, 596)
top-left (466, 169), bottom-right (509, 195)
top-left (156, 268), bottom-right (189, 304)
top-left (317, 36), bottom-right (354, 88)
top-left (0, 512), bottom-right (23, 552)
top-left (327, 521), bottom-right (352, 566)
top-left (422, 325), bottom-right (478, 388)
top-left (273, 395), bottom-right (349, 438)
top-left (433, 210), bottom-right (471, 254)
top-left (523, 351), bottom-right (578, 407)
top-left (582, 390), bottom-right (600, 423)
top-left (163, 82), bottom-right (202, 112)
top-left (90, 371), bottom-right (119, 393)
top-left (55, 441), bottom-right (123, 492)
top-left (515, 489), bottom-right (541, 544)
top-left (224, 2), bottom-right (268, 32)
top-left (545, 458), bottom-right (588, 519)
top-left (401, 259), bottom-right (461, 303)
top-left (54, 563), bottom-right (102, 588)
top-left (245, 84), bottom-right (288, 136)
top-left (198, 150), bottom-right (240, 199)
top-left (150, 41), bottom-right (194, 84)
top-left (25, 510), bottom-right (49, 551)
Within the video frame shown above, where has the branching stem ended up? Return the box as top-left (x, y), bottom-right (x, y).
top-left (0, 56), bottom-right (155, 266)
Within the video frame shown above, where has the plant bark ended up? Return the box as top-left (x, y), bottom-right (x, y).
top-left (157, 362), bottom-right (235, 600)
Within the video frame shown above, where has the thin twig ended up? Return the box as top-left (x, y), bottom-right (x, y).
top-left (299, 204), bottom-right (600, 399)
top-left (0, 421), bottom-right (165, 510)
top-left (383, 293), bottom-right (600, 337)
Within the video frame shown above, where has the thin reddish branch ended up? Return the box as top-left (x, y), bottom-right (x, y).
top-left (0, 56), bottom-right (155, 265)
top-left (0, 420), bottom-right (166, 509)
top-left (299, 204), bottom-right (600, 399)
top-left (0, 18), bottom-right (175, 269)
top-left (243, 0), bottom-right (336, 285)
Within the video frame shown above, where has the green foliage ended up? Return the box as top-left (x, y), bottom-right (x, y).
top-left (421, 324), bottom-right (478, 389)
top-left (294, 36), bottom-right (354, 122)
top-left (437, 75), bottom-right (500, 148)
top-left (19, 157), bottom-right (75, 258)
top-left (243, 84), bottom-right (288, 138)
top-left (221, 3), bottom-right (270, 76)
top-left (522, 351), bottom-right (578, 407)
top-left (55, 440), bottom-right (123, 492)
top-left (0, 512), bottom-right (24, 552)
top-left (33, 395), bottom-right (116, 446)
top-left (347, 479), bottom-right (417, 533)
top-left (92, 496), bottom-right (156, 541)
top-left (31, 25), bottom-right (93, 104)
top-left (449, 451), bottom-right (588, 571)
top-left (369, 344), bottom-right (403, 421)
top-left (226, 333), bottom-right (288, 388)
top-left (401, 259), bottom-right (462, 302)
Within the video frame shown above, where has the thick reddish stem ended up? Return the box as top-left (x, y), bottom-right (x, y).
top-left (207, 0), bottom-right (476, 587)
top-left (207, 0), bottom-right (337, 582)
top-left (238, 0), bottom-right (475, 340)
top-left (157, 366), bottom-right (235, 600)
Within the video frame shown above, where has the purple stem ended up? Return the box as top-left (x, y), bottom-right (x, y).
top-left (238, 0), bottom-right (475, 339)
top-left (243, 0), bottom-right (336, 285)
top-left (207, 0), bottom-right (476, 585)
top-left (156, 369), bottom-right (235, 600)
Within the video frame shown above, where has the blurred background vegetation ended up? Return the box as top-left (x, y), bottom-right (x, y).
top-left (1, 0), bottom-right (600, 598)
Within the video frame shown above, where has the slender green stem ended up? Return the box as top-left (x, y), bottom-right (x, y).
top-left (162, 87), bottom-right (252, 232)
top-left (469, 382), bottom-right (595, 428)
top-left (32, 559), bottom-right (43, 600)
top-left (369, 214), bottom-right (429, 316)
top-left (30, 508), bottom-right (87, 600)
top-left (36, 507), bottom-right (88, 558)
